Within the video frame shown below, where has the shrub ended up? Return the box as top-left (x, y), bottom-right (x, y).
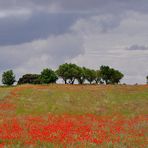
top-left (18, 74), bottom-right (41, 85)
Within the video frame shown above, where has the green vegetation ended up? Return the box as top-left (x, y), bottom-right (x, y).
top-left (100, 65), bottom-right (124, 84)
top-left (56, 63), bottom-right (79, 84)
top-left (2, 70), bottom-right (15, 86)
top-left (83, 67), bottom-right (96, 84)
top-left (40, 68), bottom-right (58, 84)
top-left (18, 69), bottom-right (58, 85)
top-left (1, 63), bottom-right (125, 85)
top-left (56, 63), bottom-right (124, 85)
top-left (1, 84), bottom-right (147, 116)
top-left (18, 74), bottom-right (41, 84)
top-left (2, 63), bottom-right (148, 86)
top-left (0, 87), bottom-right (11, 100)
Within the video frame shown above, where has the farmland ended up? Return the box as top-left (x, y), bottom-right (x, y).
top-left (0, 84), bottom-right (147, 147)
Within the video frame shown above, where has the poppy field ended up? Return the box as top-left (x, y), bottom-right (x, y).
top-left (0, 84), bottom-right (147, 147)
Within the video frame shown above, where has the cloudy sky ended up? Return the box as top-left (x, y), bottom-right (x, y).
top-left (0, 0), bottom-right (148, 84)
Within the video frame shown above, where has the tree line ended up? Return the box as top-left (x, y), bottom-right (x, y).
top-left (1, 63), bottom-right (124, 86)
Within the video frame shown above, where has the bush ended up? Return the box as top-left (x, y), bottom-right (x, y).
top-left (18, 74), bottom-right (41, 85)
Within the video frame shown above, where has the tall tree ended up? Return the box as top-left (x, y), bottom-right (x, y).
top-left (110, 69), bottom-right (124, 84)
top-left (2, 70), bottom-right (16, 86)
top-left (56, 63), bottom-right (69, 84)
top-left (100, 65), bottom-right (124, 84)
top-left (84, 67), bottom-right (96, 84)
top-left (100, 66), bottom-right (111, 84)
top-left (40, 68), bottom-right (58, 84)
top-left (56, 63), bottom-right (79, 84)
top-left (95, 70), bottom-right (101, 84)
top-left (76, 67), bottom-right (86, 84)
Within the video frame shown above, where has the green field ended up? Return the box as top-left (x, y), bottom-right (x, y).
top-left (1, 84), bottom-right (147, 116)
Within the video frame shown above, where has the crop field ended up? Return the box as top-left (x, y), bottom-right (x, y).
top-left (0, 84), bottom-right (147, 147)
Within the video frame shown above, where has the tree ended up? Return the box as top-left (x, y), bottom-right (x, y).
top-left (95, 70), bottom-right (101, 84)
top-left (18, 74), bottom-right (41, 85)
top-left (84, 67), bottom-right (96, 84)
top-left (75, 67), bottom-right (86, 84)
top-left (100, 66), bottom-right (111, 84)
top-left (40, 68), bottom-right (58, 84)
top-left (56, 63), bottom-right (79, 84)
top-left (56, 63), bottom-right (69, 84)
top-left (100, 65), bottom-right (124, 84)
top-left (2, 70), bottom-right (16, 86)
top-left (110, 69), bottom-right (124, 84)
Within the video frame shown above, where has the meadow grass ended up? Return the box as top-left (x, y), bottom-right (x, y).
top-left (8, 84), bottom-right (148, 116)
top-left (0, 84), bottom-right (147, 148)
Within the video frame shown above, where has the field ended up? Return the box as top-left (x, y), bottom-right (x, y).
top-left (0, 84), bottom-right (147, 147)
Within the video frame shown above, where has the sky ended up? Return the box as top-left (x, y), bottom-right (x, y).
top-left (0, 0), bottom-right (148, 84)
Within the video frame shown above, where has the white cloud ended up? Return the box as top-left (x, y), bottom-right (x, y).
top-left (68, 12), bottom-right (148, 84)
top-left (0, 32), bottom-right (84, 80)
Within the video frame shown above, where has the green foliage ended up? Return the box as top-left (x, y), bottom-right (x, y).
top-left (100, 65), bottom-right (124, 84)
top-left (110, 69), bottom-right (124, 84)
top-left (56, 63), bottom-right (124, 85)
top-left (3, 64), bottom-right (124, 86)
top-left (75, 67), bottom-right (86, 84)
top-left (95, 70), bottom-right (101, 84)
top-left (18, 74), bottom-right (41, 85)
top-left (100, 66), bottom-right (111, 84)
top-left (83, 67), bottom-right (96, 84)
top-left (2, 70), bottom-right (16, 86)
top-left (40, 68), bottom-right (58, 84)
top-left (56, 63), bottom-right (79, 84)
top-left (56, 63), bottom-right (68, 84)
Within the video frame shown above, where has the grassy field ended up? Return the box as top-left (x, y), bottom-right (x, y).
top-left (0, 84), bottom-right (147, 147)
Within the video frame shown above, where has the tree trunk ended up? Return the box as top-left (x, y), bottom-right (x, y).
top-left (71, 79), bottom-right (75, 84)
top-left (95, 80), bottom-right (98, 84)
top-left (78, 79), bottom-right (83, 84)
top-left (64, 80), bottom-right (67, 84)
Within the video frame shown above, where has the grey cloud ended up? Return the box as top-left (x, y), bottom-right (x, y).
top-left (97, 15), bottom-right (123, 33)
top-left (0, 0), bottom-right (148, 46)
top-left (48, 0), bottom-right (148, 14)
top-left (0, 0), bottom-right (53, 9)
top-left (0, 12), bottom-right (81, 46)
top-left (127, 45), bottom-right (148, 51)
top-left (0, 33), bottom-right (84, 76)
top-left (1, 0), bottom-right (148, 13)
